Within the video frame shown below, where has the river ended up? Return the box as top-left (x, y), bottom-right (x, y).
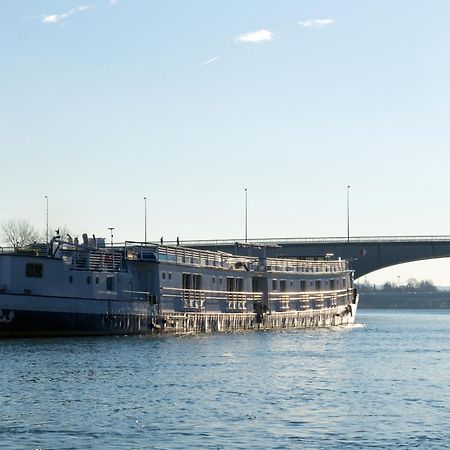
top-left (1, 310), bottom-right (449, 449)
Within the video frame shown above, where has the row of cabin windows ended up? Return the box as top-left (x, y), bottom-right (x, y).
top-left (25, 264), bottom-right (116, 291)
top-left (163, 273), bottom-right (231, 287)
top-left (272, 278), bottom-right (348, 291)
top-left (168, 272), bottom-right (349, 292)
top-left (180, 274), bottom-right (243, 291)
top-left (68, 274), bottom-right (115, 291)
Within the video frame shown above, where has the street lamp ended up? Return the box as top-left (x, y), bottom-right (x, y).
top-left (244, 188), bottom-right (248, 243)
top-left (45, 196), bottom-right (49, 253)
top-left (144, 197), bottom-right (147, 242)
top-left (347, 186), bottom-right (350, 243)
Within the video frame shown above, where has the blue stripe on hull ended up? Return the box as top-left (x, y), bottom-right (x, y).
top-left (0, 310), bottom-right (153, 338)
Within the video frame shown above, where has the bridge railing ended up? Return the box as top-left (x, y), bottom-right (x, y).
top-left (170, 235), bottom-right (450, 247)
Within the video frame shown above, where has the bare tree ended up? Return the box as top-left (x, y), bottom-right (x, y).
top-left (1, 219), bottom-right (40, 248)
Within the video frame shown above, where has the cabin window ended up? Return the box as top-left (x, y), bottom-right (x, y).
top-left (168, 273), bottom-right (172, 280)
top-left (107, 276), bottom-right (115, 291)
top-left (236, 278), bottom-right (243, 292)
top-left (193, 274), bottom-right (202, 290)
top-left (162, 272), bottom-right (166, 280)
top-left (69, 275), bottom-right (73, 284)
top-left (182, 273), bottom-right (192, 290)
top-left (290, 280), bottom-right (293, 288)
top-left (95, 277), bottom-right (100, 285)
top-left (330, 279), bottom-right (335, 290)
top-left (300, 280), bottom-right (306, 292)
top-left (272, 279), bottom-right (278, 291)
top-left (182, 273), bottom-right (201, 290)
top-left (227, 277), bottom-right (235, 292)
top-left (87, 276), bottom-right (91, 285)
top-left (25, 263), bottom-right (43, 278)
top-left (219, 277), bottom-right (222, 284)
top-left (315, 280), bottom-right (321, 291)
top-left (280, 280), bottom-right (286, 292)
top-left (343, 278), bottom-right (347, 288)
top-left (212, 276), bottom-right (216, 284)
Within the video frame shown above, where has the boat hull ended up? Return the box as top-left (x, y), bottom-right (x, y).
top-left (0, 293), bottom-right (358, 338)
top-left (0, 293), bottom-right (153, 338)
top-left (157, 303), bottom-right (358, 334)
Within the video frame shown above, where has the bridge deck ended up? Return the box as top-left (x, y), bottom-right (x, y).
top-left (173, 235), bottom-right (450, 247)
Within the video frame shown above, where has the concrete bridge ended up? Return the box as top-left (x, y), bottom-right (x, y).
top-left (178, 236), bottom-right (450, 279)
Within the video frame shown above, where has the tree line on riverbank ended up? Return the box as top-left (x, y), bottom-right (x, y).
top-left (356, 278), bottom-right (437, 293)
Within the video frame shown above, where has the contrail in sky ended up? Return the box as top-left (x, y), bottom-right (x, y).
top-left (199, 56), bottom-right (220, 67)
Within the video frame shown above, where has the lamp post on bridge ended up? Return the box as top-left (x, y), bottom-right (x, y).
top-left (144, 196), bottom-right (147, 242)
top-left (244, 188), bottom-right (248, 243)
top-left (45, 196), bottom-right (49, 254)
top-left (347, 185), bottom-right (350, 243)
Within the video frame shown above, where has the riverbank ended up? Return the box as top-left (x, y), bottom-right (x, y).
top-left (359, 291), bottom-right (450, 309)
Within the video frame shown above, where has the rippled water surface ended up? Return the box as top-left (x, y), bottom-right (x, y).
top-left (1, 310), bottom-right (450, 449)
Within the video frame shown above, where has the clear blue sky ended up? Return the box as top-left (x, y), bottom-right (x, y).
top-left (2, 1), bottom-right (450, 283)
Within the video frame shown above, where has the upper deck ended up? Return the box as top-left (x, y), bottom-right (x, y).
top-left (124, 241), bottom-right (349, 274)
top-left (0, 240), bottom-right (350, 275)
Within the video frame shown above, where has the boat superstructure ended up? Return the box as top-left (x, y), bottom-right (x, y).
top-left (0, 236), bottom-right (358, 337)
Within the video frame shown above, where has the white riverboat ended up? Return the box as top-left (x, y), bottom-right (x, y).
top-left (0, 235), bottom-right (358, 337)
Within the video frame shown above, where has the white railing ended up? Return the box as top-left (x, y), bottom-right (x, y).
top-left (124, 242), bottom-right (349, 273)
top-left (125, 241), bottom-right (258, 271)
top-left (160, 287), bottom-right (352, 312)
top-left (67, 249), bottom-right (122, 272)
top-left (269, 288), bottom-right (352, 307)
top-left (161, 287), bottom-right (263, 312)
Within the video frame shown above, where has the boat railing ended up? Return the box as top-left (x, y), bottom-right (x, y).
top-left (124, 241), bottom-right (258, 270)
top-left (120, 290), bottom-right (151, 302)
top-left (0, 245), bottom-right (47, 256)
top-left (123, 242), bottom-right (350, 273)
top-left (269, 288), bottom-right (352, 308)
top-left (64, 248), bottom-right (123, 272)
top-left (0, 246), bottom-right (19, 254)
top-left (161, 287), bottom-right (263, 311)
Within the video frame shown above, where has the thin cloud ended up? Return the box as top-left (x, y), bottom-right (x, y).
top-left (41, 5), bottom-right (91, 24)
top-left (298, 19), bottom-right (334, 29)
top-left (199, 56), bottom-right (220, 67)
top-left (107, 0), bottom-right (121, 6)
top-left (234, 29), bottom-right (274, 43)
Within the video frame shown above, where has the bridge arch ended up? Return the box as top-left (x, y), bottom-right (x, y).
top-left (180, 236), bottom-right (450, 279)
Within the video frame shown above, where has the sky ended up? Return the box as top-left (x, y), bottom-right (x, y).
top-left (2, 1), bottom-right (450, 284)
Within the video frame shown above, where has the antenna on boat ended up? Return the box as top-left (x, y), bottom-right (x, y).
top-left (108, 227), bottom-right (115, 248)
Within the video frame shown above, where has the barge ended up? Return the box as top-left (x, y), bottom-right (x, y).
top-left (0, 235), bottom-right (358, 337)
